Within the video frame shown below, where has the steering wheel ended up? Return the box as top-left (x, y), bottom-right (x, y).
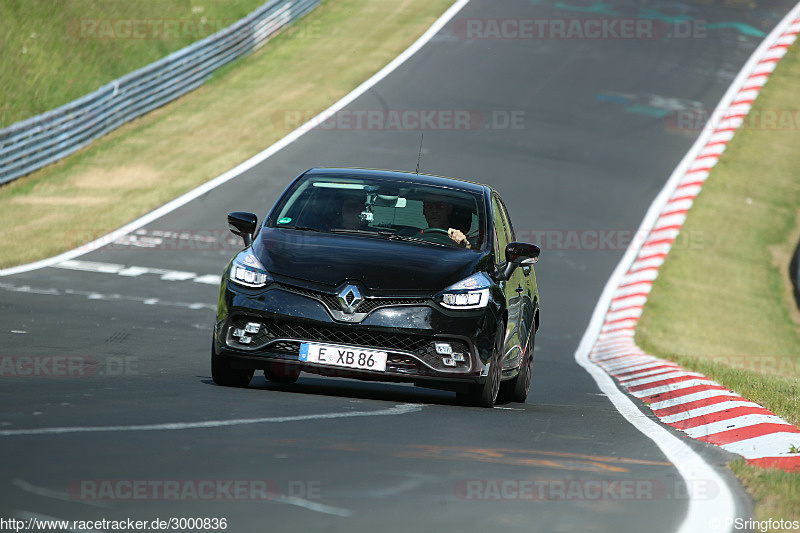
top-left (419, 227), bottom-right (455, 245)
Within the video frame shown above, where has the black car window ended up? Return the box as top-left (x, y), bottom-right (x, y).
top-left (270, 175), bottom-right (487, 249)
top-left (492, 195), bottom-right (510, 264)
top-left (496, 195), bottom-right (515, 242)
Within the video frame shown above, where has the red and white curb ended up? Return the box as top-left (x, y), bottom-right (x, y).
top-left (590, 14), bottom-right (800, 472)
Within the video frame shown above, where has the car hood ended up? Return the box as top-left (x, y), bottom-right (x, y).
top-left (254, 228), bottom-right (488, 292)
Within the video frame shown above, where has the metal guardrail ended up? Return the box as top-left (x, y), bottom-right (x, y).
top-left (0, 0), bottom-right (319, 185)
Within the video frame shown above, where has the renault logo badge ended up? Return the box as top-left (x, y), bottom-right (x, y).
top-left (338, 284), bottom-right (363, 314)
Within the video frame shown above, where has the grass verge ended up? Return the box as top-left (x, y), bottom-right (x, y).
top-left (0, 0), bottom-right (455, 268)
top-left (1, 0), bottom-right (270, 128)
top-left (636, 41), bottom-right (800, 527)
top-left (729, 461), bottom-right (800, 526)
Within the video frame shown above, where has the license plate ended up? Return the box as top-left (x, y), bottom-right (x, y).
top-left (299, 342), bottom-right (387, 372)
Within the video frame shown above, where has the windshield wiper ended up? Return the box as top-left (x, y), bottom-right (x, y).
top-left (281, 225), bottom-right (324, 232)
top-left (378, 231), bottom-right (429, 243)
top-left (330, 228), bottom-right (382, 237)
top-left (330, 228), bottom-right (432, 244)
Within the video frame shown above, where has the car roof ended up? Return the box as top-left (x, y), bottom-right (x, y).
top-left (302, 167), bottom-right (491, 196)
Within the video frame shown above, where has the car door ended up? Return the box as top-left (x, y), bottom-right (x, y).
top-left (498, 197), bottom-right (537, 357)
top-left (492, 194), bottom-right (525, 373)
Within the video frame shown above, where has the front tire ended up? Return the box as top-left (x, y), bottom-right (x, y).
top-left (467, 326), bottom-right (504, 408)
top-left (502, 330), bottom-right (534, 403)
top-left (211, 340), bottom-right (253, 387)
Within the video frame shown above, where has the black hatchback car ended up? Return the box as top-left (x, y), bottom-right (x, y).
top-left (212, 168), bottom-right (540, 407)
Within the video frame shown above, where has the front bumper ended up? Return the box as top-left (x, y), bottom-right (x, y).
top-left (214, 279), bottom-right (500, 389)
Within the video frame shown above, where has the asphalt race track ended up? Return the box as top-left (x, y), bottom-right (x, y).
top-left (1, 0), bottom-right (796, 531)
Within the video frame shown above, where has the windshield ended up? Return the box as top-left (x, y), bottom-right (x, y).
top-left (268, 174), bottom-right (487, 249)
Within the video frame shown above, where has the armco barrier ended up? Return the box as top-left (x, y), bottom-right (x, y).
top-left (0, 0), bottom-right (319, 185)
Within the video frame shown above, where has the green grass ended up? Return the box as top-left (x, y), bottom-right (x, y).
top-left (0, 0), bottom-right (455, 267)
top-left (635, 39), bottom-right (800, 422)
top-left (635, 41), bottom-right (800, 526)
top-left (0, 0), bottom-right (274, 128)
top-left (729, 461), bottom-right (800, 529)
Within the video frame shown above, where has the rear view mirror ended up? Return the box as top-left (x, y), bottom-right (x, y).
top-left (374, 195), bottom-right (407, 208)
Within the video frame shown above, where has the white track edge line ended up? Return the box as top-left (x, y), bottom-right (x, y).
top-left (0, 0), bottom-right (472, 278)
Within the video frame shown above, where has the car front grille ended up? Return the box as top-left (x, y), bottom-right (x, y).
top-left (276, 283), bottom-right (340, 311)
top-left (274, 282), bottom-right (429, 316)
top-left (226, 316), bottom-right (472, 374)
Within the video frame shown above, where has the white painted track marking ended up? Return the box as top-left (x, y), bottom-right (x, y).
top-left (0, 282), bottom-right (214, 311)
top-left (683, 415), bottom-right (795, 439)
top-left (53, 260), bottom-right (222, 285)
top-left (0, 403), bottom-right (423, 437)
top-left (659, 401), bottom-right (769, 424)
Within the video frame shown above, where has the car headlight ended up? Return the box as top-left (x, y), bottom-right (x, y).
top-left (229, 249), bottom-right (271, 288)
top-left (437, 273), bottom-right (491, 309)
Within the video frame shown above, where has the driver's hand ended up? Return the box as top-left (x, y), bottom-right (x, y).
top-left (448, 228), bottom-right (471, 249)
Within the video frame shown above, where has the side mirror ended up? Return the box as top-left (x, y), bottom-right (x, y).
top-left (501, 242), bottom-right (540, 280)
top-left (506, 242), bottom-right (540, 264)
top-left (228, 211), bottom-right (258, 247)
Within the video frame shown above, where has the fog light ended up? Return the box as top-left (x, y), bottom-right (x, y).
top-left (452, 352), bottom-right (465, 362)
top-left (238, 336), bottom-right (252, 344)
top-left (233, 328), bottom-right (246, 337)
top-left (442, 357), bottom-right (456, 367)
top-left (435, 343), bottom-right (452, 355)
top-left (245, 322), bottom-right (261, 334)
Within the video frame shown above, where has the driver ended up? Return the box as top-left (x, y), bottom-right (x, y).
top-left (422, 194), bottom-right (471, 248)
top-left (339, 194), bottom-right (367, 230)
